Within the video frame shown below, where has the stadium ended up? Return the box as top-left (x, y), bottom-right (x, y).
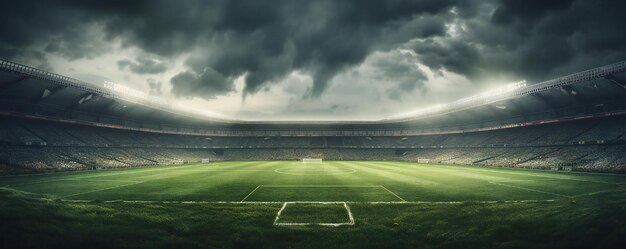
top-left (2, 1), bottom-right (626, 249)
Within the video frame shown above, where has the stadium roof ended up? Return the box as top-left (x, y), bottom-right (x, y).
top-left (1, 59), bottom-right (626, 131)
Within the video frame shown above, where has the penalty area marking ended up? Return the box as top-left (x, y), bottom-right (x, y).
top-left (273, 202), bottom-right (355, 227)
top-left (240, 185), bottom-right (261, 202)
top-left (239, 185), bottom-right (407, 202)
top-left (379, 185), bottom-right (407, 202)
top-left (274, 166), bottom-right (356, 175)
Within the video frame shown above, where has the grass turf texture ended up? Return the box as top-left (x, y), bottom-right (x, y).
top-left (1, 161), bottom-right (626, 248)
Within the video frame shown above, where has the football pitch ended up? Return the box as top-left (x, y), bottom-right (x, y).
top-left (1, 161), bottom-right (626, 248)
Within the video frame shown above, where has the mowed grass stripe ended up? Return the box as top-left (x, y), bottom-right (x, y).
top-left (69, 161), bottom-right (284, 201)
top-left (372, 161), bottom-right (618, 198)
top-left (414, 164), bottom-right (620, 197)
top-left (336, 161), bottom-right (477, 202)
top-left (342, 161), bottom-right (558, 201)
top-left (426, 163), bottom-right (623, 184)
top-left (35, 161), bottom-right (267, 200)
top-left (1, 161), bottom-right (623, 203)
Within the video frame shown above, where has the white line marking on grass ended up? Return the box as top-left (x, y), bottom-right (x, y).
top-left (62, 181), bottom-right (144, 198)
top-left (489, 179), bottom-right (564, 183)
top-left (240, 185), bottom-right (261, 202)
top-left (344, 202), bottom-right (355, 225)
top-left (163, 169), bottom-right (270, 172)
top-left (488, 181), bottom-right (571, 198)
top-left (273, 202), bottom-right (355, 227)
top-left (274, 167), bottom-right (356, 175)
top-left (572, 187), bottom-right (626, 197)
top-left (239, 185), bottom-right (408, 202)
top-left (260, 185), bottom-right (380, 187)
top-left (273, 202), bottom-right (288, 224)
top-left (67, 179), bottom-right (143, 183)
top-left (71, 164), bottom-right (202, 180)
top-left (446, 166), bottom-right (612, 184)
top-left (6, 178), bottom-right (142, 187)
top-left (6, 178), bottom-right (71, 187)
top-left (379, 185), bottom-right (407, 202)
top-left (61, 199), bottom-right (558, 204)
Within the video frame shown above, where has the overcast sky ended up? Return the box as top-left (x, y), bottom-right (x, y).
top-left (2, 0), bottom-right (626, 121)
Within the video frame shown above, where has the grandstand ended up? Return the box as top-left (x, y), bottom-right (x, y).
top-left (2, 59), bottom-right (626, 174)
top-left (3, 114), bottom-right (626, 174)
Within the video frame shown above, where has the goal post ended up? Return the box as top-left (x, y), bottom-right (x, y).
top-left (302, 158), bottom-right (323, 164)
top-left (201, 159), bottom-right (211, 163)
top-left (417, 158), bottom-right (430, 164)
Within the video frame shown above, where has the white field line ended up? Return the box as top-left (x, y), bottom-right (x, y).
top-left (489, 180), bottom-right (626, 197)
top-left (273, 167), bottom-right (357, 175)
top-left (239, 185), bottom-right (405, 202)
top-left (6, 178), bottom-right (142, 187)
top-left (344, 202), bottom-right (355, 225)
top-left (490, 179), bottom-right (565, 183)
top-left (378, 185), bottom-right (407, 202)
top-left (260, 185), bottom-right (381, 187)
top-left (273, 202), bottom-right (355, 227)
top-left (61, 199), bottom-right (558, 204)
top-left (62, 181), bottom-right (144, 198)
top-left (488, 181), bottom-right (571, 198)
top-left (572, 187), bottom-right (626, 198)
top-left (70, 164), bottom-right (204, 180)
top-left (273, 202), bottom-right (288, 224)
top-left (161, 169), bottom-right (269, 172)
top-left (440, 165), bottom-right (613, 184)
top-left (240, 185), bottom-right (261, 202)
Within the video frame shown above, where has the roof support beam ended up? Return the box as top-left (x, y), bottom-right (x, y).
top-left (32, 85), bottom-right (67, 104)
top-left (560, 85), bottom-right (590, 106)
top-left (66, 93), bottom-right (97, 111)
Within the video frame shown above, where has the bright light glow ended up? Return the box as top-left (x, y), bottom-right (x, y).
top-left (393, 104), bottom-right (445, 118)
top-left (173, 103), bottom-right (231, 120)
top-left (391, 80), bottom-right (526, 119)
top-left (103, 80), bottom-right (231, 120)
top-left (456, 80), bottom-right (526, 104)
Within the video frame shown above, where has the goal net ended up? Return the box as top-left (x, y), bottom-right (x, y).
top-left (201, 159), bottom-right (211, 163)
top-left (302, 158), bottom-right (323, 164)
top-left (417, 158), bottom-right (430, 164)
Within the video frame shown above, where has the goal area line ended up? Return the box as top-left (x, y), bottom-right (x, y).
top-left (273, 202), bottom-right (355, 227)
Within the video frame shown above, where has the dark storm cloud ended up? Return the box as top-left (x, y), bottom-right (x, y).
top-left (170, 67), bottom-right (234, 99)
top-left (0, 0), bottom-right (457, 100)
top-left (1, 0), bottom-right (626, 100)
top-left (0, 1), bottom-right (91, 68)
top-left (117, 58), bottom-right (167, 74)
top-left (410, 0), bottom-right (626, 83)
top-left (368, 51), bottom-right (429, 99)
top-left (175, 0), bottom-right (458, 99)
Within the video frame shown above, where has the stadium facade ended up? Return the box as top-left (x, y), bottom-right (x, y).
top-left (2, 59), bottom-right (626, 174)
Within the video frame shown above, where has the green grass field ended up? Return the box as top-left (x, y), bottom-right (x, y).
top-left (1, 161), bottom-right (626, 248)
